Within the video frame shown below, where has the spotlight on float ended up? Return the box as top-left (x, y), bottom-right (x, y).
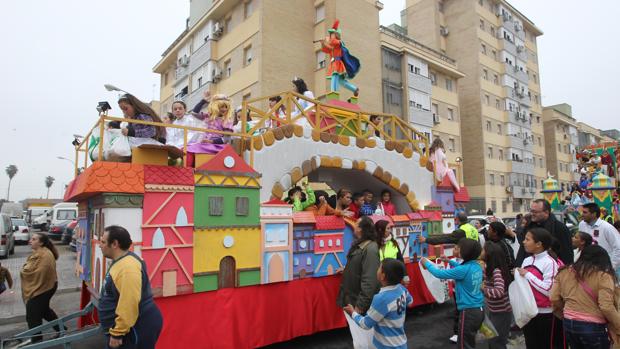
top-left (96, 101), bottom-right (112, 115)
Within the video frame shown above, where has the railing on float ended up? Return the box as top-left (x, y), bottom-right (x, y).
top-left (72, 91), bottom-right (429, 178)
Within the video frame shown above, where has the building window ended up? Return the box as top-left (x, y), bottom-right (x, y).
top-left (490, 27), bottom-right (496, 37)
top-left (224, 16), bottom-right (232, 34)
top-left (533, 73), bottom-right (538, 83)
top-left (445, 78), bottom-right (453, 91)
top-left (491, 200), bottom-right (497, 213)
top-left (315, 4), bottom-right (325, 23)
top-left (495, 98), bottom-right (500, 109)
top-left (306, 257), bottom-right (312, 265)
top-left (197, 77), bottom-right (203, 88)
top-left (481, 43), bottom-right (487, 55)
top-left (482, 69), bottom-right (488, 80)
top-left (484, 94), bottom-right (490, 105)
top-left (438, 0), bottom-right (444, 12)
top-left (235, 197), bottom-right (249, 216)
top-left (244, 0), bottom-right (253, 19)
top-left (432, 103), bottom-right (439, 118)
top-left (500, 174), bottom-right (505, 186)
top-left (489, 173), bottom-right (495, 185)
top-left (538, 137), bottom-right (542, 146)
top-left (224, 59), bottom-right (232, 78)
top-left (430, 72), bottom-right (437, 85)
top-left (497, 124), bottom-right (502, 135)
top-left (243, 45), bottom-right (253, 66)
top-left (539, 157), bottom-right (544, 167)
top-left (486, 121), bottom-right (491, 132)
top-left (319, 240), bottom-right (324, 248)
top-left (493, 74), bottom-right (499, 85)
top-left (557, 143), bottom-right (561, 152)
top-left (564, 144), bottom-right (568, 154)
top-left (499, 149), bottom-right (504, 161)
top-left (447, 108), bottom-right (454, 120)
top-left (209, 197), bottom-right (224, 216)
top-left (316, 51), bottom-right (326, 69)
top-left (536, 116), bottom-right (541, 123)
top-left (480, 19), bottom-right (485, 30)
top-left (448, 138), bottom-right (456, 152)
top-left (487, 146), bottom-right (493, 159)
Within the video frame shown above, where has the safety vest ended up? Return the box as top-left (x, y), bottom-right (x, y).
top-left (379, 240), bottom-right (400, 261)
top-left (460, 223), bottom-right (479, 241)
top-left (604, 215), bottom-right (614, 224)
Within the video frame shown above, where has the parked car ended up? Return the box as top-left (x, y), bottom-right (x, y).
top-left (11, 217), bottom-right (29, 244)
top-left (0, 213), bottom-right (15, 259)
top-left (468, 215), bottom-right (504, 226)
top-left (501, 217), bottom-right (518, 230)
top-left (48, 221), bottom-right (71, 241)
top-left (62, 220), bottom-right (78, 244)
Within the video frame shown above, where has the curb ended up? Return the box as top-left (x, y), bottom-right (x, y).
top-left (0, 287), bottom-right (81, 326)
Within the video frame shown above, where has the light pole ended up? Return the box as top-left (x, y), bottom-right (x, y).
top-left (57, 156), bottom-right (75, 166)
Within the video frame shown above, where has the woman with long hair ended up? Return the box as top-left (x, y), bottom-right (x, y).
top-left (20, 232), bottom-right (61, 343)
top-left (482, 242), bottom-right (512, 349)
top-left (551, 245), bottom-right (620, 348)
top-left (337, 216), bottom-right (380, 348)
top-left (375, 220), bottom-right (409, 285)
top-left (118, 93), bottom-right (166, 143)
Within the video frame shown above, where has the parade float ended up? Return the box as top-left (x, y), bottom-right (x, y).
top-left (57, 20), bottom-right (468, 349)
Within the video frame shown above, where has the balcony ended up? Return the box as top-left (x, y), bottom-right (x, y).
top-left (504, 86), bottom-right (531, 107)
top-left (501, 37), bottom-right (518, 57)
top-left (189, 41), bottom-right (212, 73)
top-left (509, 135), bottom-right (533, 152)
top-left (186, 82), bottom-right (211, 110)
top-left (510, 160), bottom-right (535, 174)
top-left (510, 185), bottom-right (537, 199)
top-left (410, 108), bottom-right (434, 128)
top-left (175, 63), bottom-right (190, 81)
top-left (516, 44), bottom-right (528, 61)
top-left (408, 73), bottom-right (432, 93)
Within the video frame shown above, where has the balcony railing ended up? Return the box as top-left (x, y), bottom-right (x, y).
top-left (379, 26), bottom-right (456, 65)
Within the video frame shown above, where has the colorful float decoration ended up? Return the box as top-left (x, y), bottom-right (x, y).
top-left (541, 175), bottom-right (562, 211)
top-left (590, 172), bottom-right (616, 215)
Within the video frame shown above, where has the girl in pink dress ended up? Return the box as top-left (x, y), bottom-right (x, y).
top-left (186, 96), bottom-right (234, 165)
top-left (429, 138), bottom-right (460, 192)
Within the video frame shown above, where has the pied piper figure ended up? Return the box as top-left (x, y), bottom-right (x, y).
top-left (320, 20), bottom-right (360, 96)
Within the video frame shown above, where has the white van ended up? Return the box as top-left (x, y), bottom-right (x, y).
top-left (0, 213), bottom-right (15, 259)
top-left (50, 203), bottom-right (78, 227)
top-left (33, 210), bottom-right (51, 230)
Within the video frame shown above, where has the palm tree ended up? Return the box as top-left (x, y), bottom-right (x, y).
top-left (45, 176), bottom-right (55, 199)
top-left (5, 165), bottom-right (18, 201)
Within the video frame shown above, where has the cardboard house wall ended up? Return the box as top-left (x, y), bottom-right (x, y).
top-left (260, 201), bottom-right (294, 283)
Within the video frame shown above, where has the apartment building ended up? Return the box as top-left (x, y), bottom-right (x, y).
top-left (602, 129), bottom-right (620, 142)
top-left (379, 24), bottom-right (466, 183)
top-left (405, 0), bottom-right (545, 215)
top-left (542, 104), bottom-right (579, 192)
top-left (153, 0), bottom-right (385, 118)
top-left (577, 121), bottom-right (605, 149)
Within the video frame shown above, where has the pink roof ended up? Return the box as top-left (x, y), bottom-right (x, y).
top-left (262, 198), bottom-right (288, 205)
top-left (197, 145), bottom-right (257, 174)
top-left (391, 215), bottom-right (410, 223)
top-left (369, 215), bottom-right (393, 225)
top-left (144, 165), bottom-right (194, 186)
top-left (293, 211), bottom-right (317, 224)
top-left (420, 210), bottom-right (442, 221)
top-left (315, 216), bottom-right (345, 230)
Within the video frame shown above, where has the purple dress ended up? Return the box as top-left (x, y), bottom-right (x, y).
top-left (187, 117), bottom-right (233, 154)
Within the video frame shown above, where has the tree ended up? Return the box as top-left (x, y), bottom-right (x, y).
top-left (45, 176), bottom-right (55, 199)
top-left (5, 165), bottom-right (18, 201)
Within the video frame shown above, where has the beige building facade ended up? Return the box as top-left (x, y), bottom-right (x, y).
top-left (542, 104), bottom-right (579, 192)
top-left (405, 0), bottom-right (545, 216)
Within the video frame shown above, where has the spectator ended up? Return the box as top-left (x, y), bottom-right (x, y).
top-left (0, 261), bottom-right (13, 296)
top-left (487, 222), bottom-right (516, 269)
top-left (20, 233), bottom-right (61, 344)
top-left (349, 193), bottom-right (365, 220)
top-left (481, 242), bottom-right (512, 349)
top-left (421, 239), bottom-right (484, 349)
top-left (517, 199), bottom-right (573, 266)
top-left (516, 228), bottom-right (560, 349)
top-left (359, 190), bottom-right (376, 216)
top-left (375, 220), bottom-right (409, 285)
top-left (377, 189), bottom-right (396, 216)
top-left (337, 216), bottom-right (381, 348)
top-left (551, 245), bottom-right (620, 348)
top-left (601, 207), bottom-right (614, 224)
top-left (578, 203), bottom-right (620, 274)
top-left (486, 208), bottom-right (494, 216)
top-left (118, 93), bottom-right (166, 144)
top-left (572, 231), bottom-right (593, 262)
top-left (344, 258), bottom-right (413, 349)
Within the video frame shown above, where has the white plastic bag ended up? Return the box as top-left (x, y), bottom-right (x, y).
top-left (509, 272), bottom-right (538, 328)
top-left (106, 130), bottom-right (131, 159)
top-left (476, 312), bottom-right (499, 341)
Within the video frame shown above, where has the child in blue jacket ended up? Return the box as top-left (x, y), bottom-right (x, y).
top-left (344, 258), bottom-right (413, 349)
top-left (421, 238), bottom-right (485, 349)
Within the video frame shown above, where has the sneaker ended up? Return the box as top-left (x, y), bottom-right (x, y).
top-left (449, 334), bottom-right (458, 343)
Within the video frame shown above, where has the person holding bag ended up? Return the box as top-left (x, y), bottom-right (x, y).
top-left (551, 244), bottom-right (620, 348)
top-left (481, 242), bottom-right (513, 349)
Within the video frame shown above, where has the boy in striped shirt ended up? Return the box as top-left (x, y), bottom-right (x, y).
top-left (344, 258), bottom-right (413, 349)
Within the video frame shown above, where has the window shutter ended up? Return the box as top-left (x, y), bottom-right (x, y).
top-left (236, 197), bottom-right (249, 216)
top-left (209, 197), bottom-right (224, 216)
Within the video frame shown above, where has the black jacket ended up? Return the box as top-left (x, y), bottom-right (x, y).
top-left (516, 215), bottom-right (573, 266)
top-left (425, 228), bottom-right (466, 245)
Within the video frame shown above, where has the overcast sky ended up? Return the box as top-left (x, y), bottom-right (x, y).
top-left (1, 0), bottom-right (618, 202)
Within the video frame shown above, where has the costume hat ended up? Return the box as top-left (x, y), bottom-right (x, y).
top-left (328, 19), bottom-right (342, 37)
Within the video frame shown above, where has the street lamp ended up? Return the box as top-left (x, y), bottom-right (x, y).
top-left (57, 156), bottom-right (75, 165)
top-left (104, 84), bottom-right (128, 94)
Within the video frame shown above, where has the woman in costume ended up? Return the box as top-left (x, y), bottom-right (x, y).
top-left (320, 20), bottom-right (359, 96)
top-left (118, 93), bottom-right (166, 144)
top-left (429, 138), bottom-right (460, 192)
top-left (186, 95), bottom-right (234, 163)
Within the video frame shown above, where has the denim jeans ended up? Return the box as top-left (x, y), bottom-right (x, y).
top-left (563, 318), bottom-right (610, 349)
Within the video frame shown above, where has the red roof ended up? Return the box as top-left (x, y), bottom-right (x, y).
top-left (407, 212), bottom-right (425, 221)
top-left (420, 210), bottom-right (442, 221)
top-left (369, 215), bottom-right (393, 225)
top-left (437, 175), bottom-right (453, 189)
top-left (391, 215), bottom-right (410, 223)
top-left (315, 215), bottom-right (345, 230)
top-left (64, 162), bottom-right (144, 201)
top-left (293, 211), bottom-right (316, 224)
top-left (196, 145), bottom-right (257, 174)
top-left (144, 165), bottom-right (194, 186)
top-left (262, 198), bottom-right (288, 205)
top-left (454, 186), bottom-right (471, 203)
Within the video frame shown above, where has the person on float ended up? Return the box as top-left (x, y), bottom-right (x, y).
top-left (348, 193), bottom-right (365, 220)
top-left (186, 94), bottom-right (234, 166)
top-left (551, 245), bottom-right (620, 348)
top-left (291, 77), bottom-right (315, 115)
top-left (335, 189), bottom-right (353, 213)
top-left (516, 199), bottom-right (573, 267)
top-left (375, 220), bottom-right (410, 285)
top-left (268, 95), bottom-right (286, 128)
top-left (421, 239), bottom-right (484, 349)
top-left (428, 138), bottom-right (460, 192)
top-left (305, 190), bottom-right (354, 217)
top-left (286, 182), bottom-right (316, 213)
top-left (515, 228), bottom-right (560, 349)
top-left (166, 100), bottom-right (203, 149)
top-left (359, 189), bottom-right (376, 216)
top-left (377, 189), bottom-right (396, 216)
top-left (319, 20), bottom-right (360, 97)
top-left (364, 115), bottom-right (383, 138)
top-left (20, 233), bottom-right (62, 344)
top-left (98, 226), bottom-right (163, 349)
top-left (337, 216), bottom-right (381, 349)
top-left (118, 93), bottom-right (167, 144)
